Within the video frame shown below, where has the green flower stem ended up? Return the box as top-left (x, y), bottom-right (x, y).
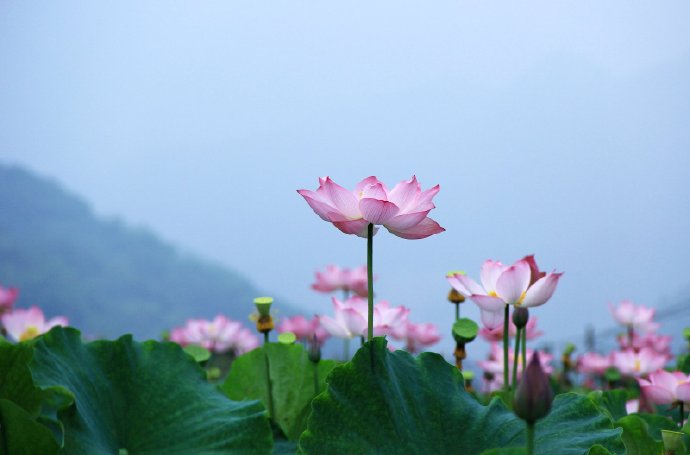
top-left (264, 349), bottom-right (275, 420)
top-left (680, 402), bottom-right (685, 427)
top-left (521, 326), bottom-right (527, 371)
top-left (343, 338), bottom-right (350, 361)
top-left (454, 303), bottom-right (459, 321)
top-left (503, 304), bottom-right (510, 393)
top-left (512, 327), bottom-right (522, 391)
top-left (313, 362), bottom-right (319, 397)
top-left (367, 223), bottom-right (374, 342)
top-left (263, 331), bottom-right (269, 345)
top-left (526, 421), bottom-right (535, 455)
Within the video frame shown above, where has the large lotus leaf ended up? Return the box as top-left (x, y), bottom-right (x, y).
top-left (0, 398), bottom-right (59, 455)
top-left (222, 342), bottom-right (338, 441)
top-left (29, 327), bottom-right (272, 455)
top-left (0, 341), bottom-right (42, 415)
top-left (616, 414), bottom-right (664, 455)
top-left (299, 338), bottom-right (623, 455)
top-left (588, 390), bottom-right (629, 421)
top-left (636, 412), bottom-right (678, 440)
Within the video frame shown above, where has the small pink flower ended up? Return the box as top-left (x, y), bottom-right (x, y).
top-left (319, 297), bottom-right (368, 340)
top-left (372, 301), bottom-right (409, 338)
top-left (479, 311), bottom-right (543, 342)
top-left (617, 332), bottom-right (672, 356)
top-left (298, 176), bottom-right (445, 239)
top-left (577, 352), bottom-right (612, 375)
top-left (448, 256), bottom-right (562, 313)
top-left (170, 315), bottom-right (259, 355)
top-left (1, 306), bottom-right (68, 342)
top-left (0, 285), bottom-right (18, 314)
top-left (625, 399), bottom-right (639, 414)
top-left (402, 322), bottom-right (441, 353)
top-left (638, 370), bottom-right (690, 405)
top-left (609, 300), bottom-right (658, 332)
top-left (320, 297), bottom-right (410, 340)
top-left (311, 265), bottom-right (370, 297)
top-left (612, 348), bottom-right (667, 377)
top-left (277, 315), bottom-right (330, 346)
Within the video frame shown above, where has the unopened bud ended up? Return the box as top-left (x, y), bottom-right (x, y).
top-left (512, 307), bottom-right (529, 329)
top-left (513, 351), bottom-right (554, 424)
top-left (308, 336), bottom-right (321, 363)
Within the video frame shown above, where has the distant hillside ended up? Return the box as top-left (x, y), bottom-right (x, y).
top-left (0, 164), bottom-right (283, 339)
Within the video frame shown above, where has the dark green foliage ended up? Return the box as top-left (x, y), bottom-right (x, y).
top-left (0, 164), bottom-right (294, 338)
top-left (28, 327), bottom-right (272, 454)
top-left (222, 342), bottom-right (338, 441)
top-left (299, 338), bottom-right (623, 454)
top-left (0, 399), bottom-right (59, 455)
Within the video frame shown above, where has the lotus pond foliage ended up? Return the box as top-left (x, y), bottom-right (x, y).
top-left (0, 175), bottom-right (688, 454)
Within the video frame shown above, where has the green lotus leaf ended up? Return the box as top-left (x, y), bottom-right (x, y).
top-left (452, 318), bottom-right (478, 343)
top-left (0, 341), bottom-right (42, 415)
top-left (616, 414), bottom-right (664, 455)
top-left (636, 412), bottom-right (678, 440)
top-left (0, 398), bottom-right (59, 455)
top-left (222, 342), bottom-right (338, 441)
top-left (299, 338), bottom-right (623, 455)
top-left (182, 344), bottom-right (211, 363)
top-left (588, 389), bottom-right (629, 421)
top-left (29, 327), bottom-right (272, 454)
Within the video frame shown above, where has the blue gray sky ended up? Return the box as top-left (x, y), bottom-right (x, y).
top-left (1, 1), bottom-right (689, 354)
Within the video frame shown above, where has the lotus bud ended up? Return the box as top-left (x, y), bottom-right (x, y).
top-left (512, 307), bottom-right (529, 329)
top-left (513, 351), bottom-right (554, 424)
top-left (308, 335), bottom-right (321, 364)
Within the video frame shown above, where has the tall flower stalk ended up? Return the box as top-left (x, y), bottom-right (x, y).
top-left (367, 223), bottom-right (374, 341)
top-left (299, 175), bottom-right (444, 343)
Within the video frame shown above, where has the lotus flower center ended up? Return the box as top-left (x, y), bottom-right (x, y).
top-left (633, 359), bottom-right (641, 373)
top-left (488, 291), bottom-right (498, 298)
top-left (19, 326), bottom-right (40, 341)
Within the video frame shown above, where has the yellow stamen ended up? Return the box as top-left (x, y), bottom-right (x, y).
top-left (19, 326), bottom-right (40, 342)
top-left (633, 359), bottom-right (641, 373)
top-left (488, 291), bottom-right (498, 298)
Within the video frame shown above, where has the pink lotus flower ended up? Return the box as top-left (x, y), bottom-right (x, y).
top-left (609, 300), bottom-right (658, 331)
top-left (625, 399), bottom-right (639, 414)
top-left (319, 297), bottom-right (368, 340)
top-left (311, 265), bottom-right (370, 297)
top-left (320, 297), bottom-right (410, 340)
top-left (0, 285), bottom-right (18, 314)
top-left (1, 306), bottom-right (68, 342)
top-left (170, 315), bottom-right (259, 355)
top-left (577, 352), bottom-right (612, 375)
top-left (617, 332), bottom-right (672, 356)
top-left (479, 312), bottom-right (543, 342)
top-left (448, 257), bottom-right (562, 313)
top-left (371, 301), bottom-right (410, 338)
top-left (297, 176), bottom-right (445, 239)
top-left (400, 322), bottom-right (441, 353)
top-left (479, 344), bottom-right (553, 392)
top-left (277, 315), bottom-right (330, 346)
top-left (638, 370), bottom-right (690, 405)
top-left (612, 348), bottom-right (667, 377)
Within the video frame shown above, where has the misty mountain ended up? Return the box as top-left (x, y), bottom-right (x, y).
top-left (0, 164), bottom-right (290, 339)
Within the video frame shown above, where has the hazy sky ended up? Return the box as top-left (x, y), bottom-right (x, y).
top-left (1, 1), bottom-right (689, 354)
